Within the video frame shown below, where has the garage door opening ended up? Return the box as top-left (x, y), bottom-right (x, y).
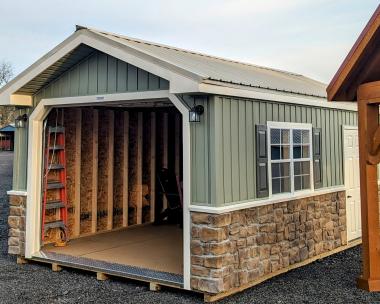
top-left (39, 104), bottom-right (184, 286)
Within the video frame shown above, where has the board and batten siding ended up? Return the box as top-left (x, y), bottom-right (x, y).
top-left (192, 95), bottom-right (358, 207)
top-left (33, 50), bottom-right (169, 105)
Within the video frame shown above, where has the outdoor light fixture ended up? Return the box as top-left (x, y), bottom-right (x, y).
top-left (189, 105), bottom-right (204, 123)
top-left (15, 114), bottom-right (28, 128)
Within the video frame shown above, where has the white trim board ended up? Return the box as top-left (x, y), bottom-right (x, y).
top-left (189, 186), bottom-right (346, 214)
top-left (24, 93), bottom-right (192, 291)
top-left (7, 190), bottom-right (28, 197)
top-left (200, 83), bottom-right (358, 112)
top-left (266, 121), bottom-right (314, 198)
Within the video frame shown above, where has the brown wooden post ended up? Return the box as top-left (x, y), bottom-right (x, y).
top-left (357, 81), bottom-right (380, 291)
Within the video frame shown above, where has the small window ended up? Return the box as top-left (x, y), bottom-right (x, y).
top-left (268, 123), bottom-right (313, 196)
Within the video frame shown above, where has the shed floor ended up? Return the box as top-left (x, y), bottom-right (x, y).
top-left (43, 224), bottom-right (183, 275)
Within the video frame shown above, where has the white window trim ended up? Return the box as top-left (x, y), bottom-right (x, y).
top-left (267, 121), bottom-right (314, 199)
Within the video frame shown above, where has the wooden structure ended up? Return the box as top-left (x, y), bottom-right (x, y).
top-left (327, 5), bottom-right (380, 291)
top-left (0, 124), bottom-right (15, 151)
top-left (41, 107), bottom-right (182, 242)
top-left (0, 25), bottom-right (366, 300)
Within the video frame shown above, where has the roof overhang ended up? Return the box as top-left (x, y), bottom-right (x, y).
top-left (0, 29), bottom-right (203, 106)
top-left (327, 5), bottom-right (380, 101)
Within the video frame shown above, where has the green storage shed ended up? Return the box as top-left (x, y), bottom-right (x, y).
top-left (0, 26), bottom-right (359, 301)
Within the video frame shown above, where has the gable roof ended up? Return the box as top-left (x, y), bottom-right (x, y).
top-left (327, 5), bottom-right (380, 101)
top-left (0, 124), bottom-right (15, 132)
top-left (0, 25), bottom-right (329, 106)
top-left (82, 26), bottom-right (327, 98)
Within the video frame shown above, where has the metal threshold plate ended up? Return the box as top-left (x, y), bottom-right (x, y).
top-left (35, 251), bottom-right (184, 288)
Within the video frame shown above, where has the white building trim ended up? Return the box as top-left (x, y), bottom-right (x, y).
top-left (189, 185), bottom-right (346, 214)
top-left (24, 92), bottom-right (192, 291)
top-left (199, 82), bottom-right (358, 111)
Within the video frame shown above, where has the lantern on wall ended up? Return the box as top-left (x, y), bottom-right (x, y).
top-left (189, 105), bottom-right (204, 123)
top-left (15, 114), bottom-right (28, 128)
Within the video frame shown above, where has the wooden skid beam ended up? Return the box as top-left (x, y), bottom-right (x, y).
top-left (91, 109), bottom-right (99, 234)
top-left (52, 263), bottom-right (62, 272)
top-left (97, 272), bottom-right (109, 281)
top-left (149, 282), bottom-right (161, 291)
top-left (123, 112), bottom-right (129, 227)
top-left (16, 256), bottom-right (28, 265)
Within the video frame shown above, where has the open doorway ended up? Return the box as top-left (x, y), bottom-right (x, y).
top-left (40, 103), bottom-right (184, 284)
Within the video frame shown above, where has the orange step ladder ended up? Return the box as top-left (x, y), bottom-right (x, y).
top-left (41, 125), bottom-right (68, 245)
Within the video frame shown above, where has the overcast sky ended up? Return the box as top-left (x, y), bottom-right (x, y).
top-left (0, 1), bottom-right (378, 84)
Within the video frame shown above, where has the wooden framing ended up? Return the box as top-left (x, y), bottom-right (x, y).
top-left (74, 108), bottom-right (81, 237)
top-left (162, 112), bottom-right (169, 210)
top-left (136, 112), bottom-right (143, 225)
top-left (150, 112), bottom-right (156, 223)
top-left (327, 5), bottom-right (380, 293)
top-left (91, 109), bottom-right (99, 234)
top-left (175, 113), bottom-right (181, 176)
top-left (327, 5), bottom-right (380, 101)
top-left (356, 81), bottom-right (380, 291)
top-left (107, 110), bottom-right (115, 230)
top-left (123, 112), bottom-right (129, 227)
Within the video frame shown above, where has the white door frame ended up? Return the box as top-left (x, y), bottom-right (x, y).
top-left (24, 91), bottom-right (192, 290)
top-left (342, 125), bottom-right (361, 242)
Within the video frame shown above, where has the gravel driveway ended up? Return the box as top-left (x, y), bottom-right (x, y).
top-left (0, 151), bottom-right (379, 303)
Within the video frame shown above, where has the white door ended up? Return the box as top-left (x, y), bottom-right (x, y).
top-left (344, 127), bottom-right (361, 241)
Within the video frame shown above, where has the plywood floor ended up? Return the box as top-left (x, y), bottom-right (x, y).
top-left (43, 224), bottom-right (183, 275)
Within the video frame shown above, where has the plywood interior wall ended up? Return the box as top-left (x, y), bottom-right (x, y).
top-left (45, 106), bottom-right (182, 240)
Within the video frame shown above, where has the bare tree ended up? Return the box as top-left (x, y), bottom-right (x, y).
top-left (0, 61), bottom-right (14, 87)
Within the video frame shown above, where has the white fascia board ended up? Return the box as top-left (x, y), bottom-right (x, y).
top-left (0, 31), bottom-right (84, 105)
top-left (199, 82), bottom-right (358, 112)
top-left (0, 30), bottom-right (201, 106)
top-left (41, 90), bottom-right (170, 107)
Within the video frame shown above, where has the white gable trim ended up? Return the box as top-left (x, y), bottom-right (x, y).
top-left (199, 82), bottom-right (358, 111)
top-left (0, 30), bottom-right (201, 106)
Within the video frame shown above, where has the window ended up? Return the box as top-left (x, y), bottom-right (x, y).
top-left (268, 122), bottom-right (313, 196)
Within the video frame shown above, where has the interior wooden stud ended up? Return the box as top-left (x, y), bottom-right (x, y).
top-left (107, 110), bottom-right (115, 230)
top-left (123, 111), bottom-right (129, 227)
top-left (150, 112), bottom-right (156, 223)
top-left (136, 112), bottom-right (143, 225)
top-left (162, 112), bottom-right (169, 210)
top-left (74, 108), bottom-right (82, 237)
top-left (175, 113), bottom-right (181, 177)
top-left (91, 109), bottom-right (99, 234)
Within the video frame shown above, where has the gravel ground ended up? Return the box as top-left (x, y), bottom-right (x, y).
top-left (0, 151), bottom-right (380, 303)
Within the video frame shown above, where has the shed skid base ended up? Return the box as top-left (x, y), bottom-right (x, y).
top-left (32, 251), bottom-right (183, 289)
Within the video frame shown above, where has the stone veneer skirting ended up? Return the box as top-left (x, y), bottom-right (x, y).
top-left (7, 194), bottom-right (26, 256)
top-left (190, 191), bottom-right (347, 294)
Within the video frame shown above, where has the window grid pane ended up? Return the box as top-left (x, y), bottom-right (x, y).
top-left (269, 126), bottom-right (312, 195)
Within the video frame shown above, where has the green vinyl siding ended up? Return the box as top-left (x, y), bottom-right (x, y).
top-left (185, 95), bottom-right (210, 205)
top-left (33, 50), bottom-right (169, 104)
top-left (196, 95), bottom-right (358, 207)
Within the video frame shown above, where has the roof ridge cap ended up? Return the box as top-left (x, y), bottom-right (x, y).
top-left (80, 25), bottom-right (305, 78)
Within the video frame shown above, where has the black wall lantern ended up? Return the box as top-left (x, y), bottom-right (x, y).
top-left (15, 114), bottom-right (28, 128)
top-left (189, 105), bottom-right (204, 123)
